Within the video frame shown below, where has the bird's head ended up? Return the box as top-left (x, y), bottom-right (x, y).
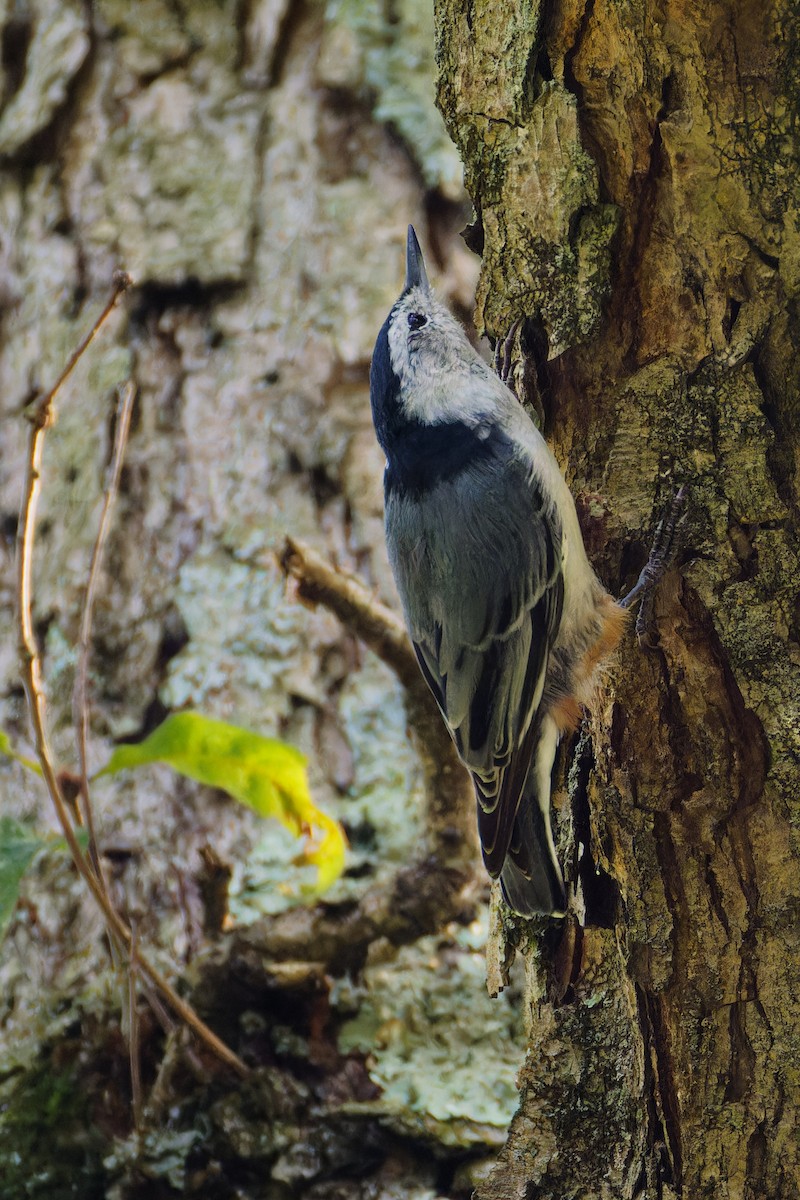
top-left (370, 227), bottom-right (493, 452)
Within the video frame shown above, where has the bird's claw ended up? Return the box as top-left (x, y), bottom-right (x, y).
top-left (621, 485), bottom-right (689, 647)
top-left (494, 318), bottom-right (523, 394)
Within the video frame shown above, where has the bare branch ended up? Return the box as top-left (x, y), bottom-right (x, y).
top-left (281, 536), bottom-right (420, 691)
top-left (15, 277), bottom-right (249, 1079)
top-left (73, 380), bottom-right (137, 874)
top-left (129, 921), bottom-right (144, 1130)
top-left (29, 271), bottom-right (133, 431)
top-left (220, 848), bottom-right (482, 979)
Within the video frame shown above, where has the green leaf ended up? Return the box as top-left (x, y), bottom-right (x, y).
top-left (0, 817), bottom-right (48, 943)
top-left (0, 730), bottom-right (42, 776)
top-left (98, 712), bottom-right (347, 892)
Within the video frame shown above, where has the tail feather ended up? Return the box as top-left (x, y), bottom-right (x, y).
top-left (500, 796), bottom-right (566, 916)
top-left (498, 715), bottom-right (566, 917)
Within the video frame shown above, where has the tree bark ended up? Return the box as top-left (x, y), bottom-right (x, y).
top-left (436, 2), bottom-right (800, 1197)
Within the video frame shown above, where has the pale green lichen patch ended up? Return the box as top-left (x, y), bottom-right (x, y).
top-left (319, 0), bottom-right (464, 199)
top-left (99, 81), bottom-right (263, 284)
top-left (93, 0), bottom-right (193, 77)
top-left (338, 916), bottom-right (524, 1142)
top-left (228, 821), bottom-right (321, 921)
top-left (0, 0), bottom-right (89, 155)
top-left (335, 650), bottom-right (424, 869)
top-left (161, 539), bottom-right (422, 924)
top-left (229, 650), bottom-right (423, 921)
top-left (161, 544), bottom-right (334, 724)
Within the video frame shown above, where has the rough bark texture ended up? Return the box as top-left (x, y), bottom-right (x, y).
top-left (435, 1), bottom-right (799, 1198)
top-left (0, 3), bottom-right (519, 1197)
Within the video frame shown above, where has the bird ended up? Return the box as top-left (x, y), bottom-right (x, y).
top-left (368, 226), bottom-right (628, 916)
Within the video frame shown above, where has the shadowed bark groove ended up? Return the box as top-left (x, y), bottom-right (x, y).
top-left (436, 0), bottom-right (800, 1196)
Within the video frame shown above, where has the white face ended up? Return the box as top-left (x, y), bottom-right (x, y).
top-left (387, 286), bottom-right (503, 426)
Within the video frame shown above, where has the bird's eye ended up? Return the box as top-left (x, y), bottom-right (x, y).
top-left (407, 312), bottom-right (427, 331)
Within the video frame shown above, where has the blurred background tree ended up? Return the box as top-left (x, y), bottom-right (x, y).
top-left (0, 2), bottom-right (512, 1197)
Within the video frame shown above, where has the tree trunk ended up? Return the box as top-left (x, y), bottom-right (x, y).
top-left (436, 2), bottom-right (800, 1197)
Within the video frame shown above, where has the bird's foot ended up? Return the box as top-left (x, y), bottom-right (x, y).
top-left (494, 318), bottom-right (548, 429)
top-left (621, 485), bottom-right (689, 647)
top-left (493, 318), bottom-right (523, 394)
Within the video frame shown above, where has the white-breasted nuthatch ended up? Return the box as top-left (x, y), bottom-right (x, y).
top-left (369, 226), bottom-right (627, 916)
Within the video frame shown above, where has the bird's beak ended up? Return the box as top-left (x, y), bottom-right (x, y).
top-left (405, 225), bottom-right (431, 293)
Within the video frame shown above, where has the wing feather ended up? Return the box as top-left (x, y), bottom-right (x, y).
top-left (394, 450), bottom-right (565, 879)
top-left (475, 576), bottom-right (563, 875)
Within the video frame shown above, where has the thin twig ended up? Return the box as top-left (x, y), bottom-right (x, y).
top-left (29, 271), bottom-right (133, 429)
top-left (129, 919), bottom-right (143, 1130)
top-left (15, 276), bottom-right (249, 1079)
top-left (72, 377), bottom-right (178, 1104)
top-left (73, 380), bottom-right (137, 875)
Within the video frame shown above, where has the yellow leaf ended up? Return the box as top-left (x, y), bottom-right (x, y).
top-left (98, 713), bottom-right (346, 893)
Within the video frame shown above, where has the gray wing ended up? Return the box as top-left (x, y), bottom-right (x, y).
top-left (389, 452), bottom-right (564, 877)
